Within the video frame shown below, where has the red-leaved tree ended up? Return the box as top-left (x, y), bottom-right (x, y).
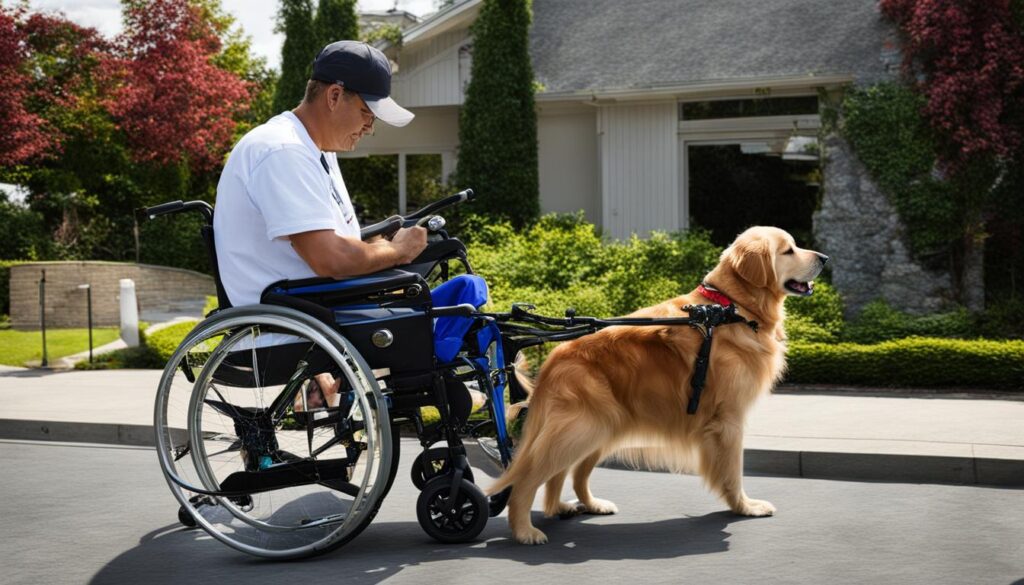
top-left (109, 0), bottom-right (253, 172)
top-left (880, 0), bottom-right (1024, 169)
top-left (0, 7), bottom-right (56, 167)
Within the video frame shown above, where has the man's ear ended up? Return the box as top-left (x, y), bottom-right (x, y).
top-left (731, 238), bottom-right (775, 288)
top-left (326, 85), bottom-right (343, 111)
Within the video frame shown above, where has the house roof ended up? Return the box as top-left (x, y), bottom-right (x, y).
top-left (529, 0), bottom-right (899, 96)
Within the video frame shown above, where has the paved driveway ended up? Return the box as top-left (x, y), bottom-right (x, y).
top-left (1, 439), bottom-right (1021, 585)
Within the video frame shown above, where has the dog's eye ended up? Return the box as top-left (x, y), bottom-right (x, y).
top-left (782, 248), bottom-right (794, 255)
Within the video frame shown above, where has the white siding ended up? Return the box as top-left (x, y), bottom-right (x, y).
top-left (392, 29), bottom-right (471, 108)
top-left (343, 106), bottom-right (461, 155)
top-left (598, 102), bottom-right (679, 240)
top-left (538, 108), bottom-right (600, 224)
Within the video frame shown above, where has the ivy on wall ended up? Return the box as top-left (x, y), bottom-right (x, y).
top-left (839, 83), bottom-right (960, 259)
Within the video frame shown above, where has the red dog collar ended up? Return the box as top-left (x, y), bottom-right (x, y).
top-left (697, 283), bottom-right (732, 307)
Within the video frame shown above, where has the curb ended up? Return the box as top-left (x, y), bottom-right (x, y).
top-left (3, 418), bottom-right (1021, 489)
top-left (0, 419), bottom-right (155, 447)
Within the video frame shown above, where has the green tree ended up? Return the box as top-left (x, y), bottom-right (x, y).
top-left (314, 0), bottom-right (358, 47)
top-left (272, 0), bottom-right (318, 114)
top-left (455, 0), bottom-right (539, 228)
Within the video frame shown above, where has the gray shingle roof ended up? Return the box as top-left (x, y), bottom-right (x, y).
top-left (529, 0), bottom-right (898, 94)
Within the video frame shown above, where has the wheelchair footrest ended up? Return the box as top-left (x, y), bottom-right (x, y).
top-left (219, 458), bottom-right (358, 497)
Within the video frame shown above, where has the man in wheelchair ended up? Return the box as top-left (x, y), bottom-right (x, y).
top-left (213, 40), bottom-right (427, 410)
top-left (151, 38), bottom-right (505, 556)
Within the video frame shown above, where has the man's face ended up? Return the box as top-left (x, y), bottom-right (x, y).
top-left (325, 85), bottom-right (375, 152)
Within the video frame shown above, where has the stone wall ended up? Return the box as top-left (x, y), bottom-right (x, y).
top-left (813, 134), bottom-right (955, 317)
top-left (9, 262), bottom-right (214, 330)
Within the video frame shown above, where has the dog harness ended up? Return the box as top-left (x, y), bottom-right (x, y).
top-left (489, 283), bottom-right (760, 417)
top-left (683, 282), bottom-right (759, 415)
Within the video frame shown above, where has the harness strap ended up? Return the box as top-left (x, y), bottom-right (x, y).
top-left (686, 330), bottom-right (715, 414)
top-left (681, 303), bottom-right (759, 415)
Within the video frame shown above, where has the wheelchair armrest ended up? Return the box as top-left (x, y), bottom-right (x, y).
top-left (262, 269), bottom-right (431, 309)
top-left (261, 292), bottom-right (336, 327)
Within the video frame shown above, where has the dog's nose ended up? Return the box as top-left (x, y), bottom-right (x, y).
top-left (816, 253), bottom-right (830, 265)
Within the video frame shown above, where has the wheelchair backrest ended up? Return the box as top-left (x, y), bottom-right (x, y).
top-left (200, 224), bottom-right (233, 310)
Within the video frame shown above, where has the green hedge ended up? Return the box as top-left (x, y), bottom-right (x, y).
top-left (470, 214), bottom-right (721, 317)
top-left (842, 300), bottom-right (973, 343)
top-left (784, 281), bottom-right (844, 341)
top-left (786, 337), bottom-right (1024, 389)
top-left (147, 320), bottom-right (200, 362)
top-left (76, 320), bottom-right (198, 370)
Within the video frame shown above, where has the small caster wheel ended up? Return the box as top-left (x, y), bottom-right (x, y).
top-left (178, 505), bottom-right (198, 528)
top-left (411, 448), bottom-right (473, 490)
top-left (416, 476), bottom-right (488, 544)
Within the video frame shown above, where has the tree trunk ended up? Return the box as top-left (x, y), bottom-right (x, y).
top-left (961, 231), bottom-right (986, 312)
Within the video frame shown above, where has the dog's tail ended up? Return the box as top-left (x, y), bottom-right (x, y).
top-left (505, 351), bottom-right (534, 421)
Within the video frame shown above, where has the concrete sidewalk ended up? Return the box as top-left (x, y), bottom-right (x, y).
top-left (0, 368), bottom-right (1021, 487)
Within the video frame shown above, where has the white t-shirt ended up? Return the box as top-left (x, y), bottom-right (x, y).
top-left (214, 111), bottom-right (360, 307)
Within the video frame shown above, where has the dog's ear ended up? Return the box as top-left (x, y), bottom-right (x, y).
top-left (731, 238), bottom-right (775, 288)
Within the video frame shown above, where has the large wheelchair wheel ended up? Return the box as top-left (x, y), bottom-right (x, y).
top-left (154, 305), bottom-right (394, 560)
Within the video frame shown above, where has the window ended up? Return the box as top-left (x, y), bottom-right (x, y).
top-left (680, 96), bottom-right (819, 121)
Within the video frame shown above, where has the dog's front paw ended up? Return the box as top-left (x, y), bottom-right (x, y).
top-left (734, 498), bottom-right (776, 517)
top-left (582, 498), bottom-right (618, 515)
top-left (514, 527), bottom-right (549, 545)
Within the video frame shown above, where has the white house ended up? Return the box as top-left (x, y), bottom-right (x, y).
top-left (347, 0), bottom-right (898, 242)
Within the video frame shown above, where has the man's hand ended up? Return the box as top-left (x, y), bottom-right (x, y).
top-left (388, 226), bottom-right (428, 264)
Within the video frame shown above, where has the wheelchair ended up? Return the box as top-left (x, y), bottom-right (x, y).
top-left (147, 189), bottom-right (536, 559)
top-left (146, 189), bottom-right (740, 559)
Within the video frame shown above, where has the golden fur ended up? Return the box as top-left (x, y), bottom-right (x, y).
top-left (487, 226), bottom-right (827, 545)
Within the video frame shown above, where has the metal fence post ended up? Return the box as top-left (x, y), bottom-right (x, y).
top-left (39, 270), bottom-right (47, 367)
top-left (79, 284), bottom-right (93, 363)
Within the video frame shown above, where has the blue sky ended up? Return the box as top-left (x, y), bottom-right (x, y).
top-left (22, 0), bottom-right (439, 71)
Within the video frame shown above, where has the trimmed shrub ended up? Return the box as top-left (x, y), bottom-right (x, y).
top-left (455, 0), bottom-right (539, 227)
top-left (75, 344), bottom-right (164, 370)
top-left (786, 314), bottom-right (838, 343)
top-left (973, 298), bottom-right (1024, 340)
top-left (843, 300), bottom-right (974, 343)
top-left (784, 281), bottom-right (844, 338)
top-left (469, 214), bottom-right (721, 318)
top-left (147, 320), bottom-right (200, 362)
top-left (786, 337), bottom-right (1024, 389)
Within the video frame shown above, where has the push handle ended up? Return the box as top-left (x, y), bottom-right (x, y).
top-left (139, 200), bottom-right (214, 225)
top-left (144, 200), bottom-right (184, 218)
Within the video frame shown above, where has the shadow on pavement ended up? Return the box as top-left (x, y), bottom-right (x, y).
top-left (89, 511), bottom-right (754, 585)
top-left (0, 368), bottom-right (64, 378)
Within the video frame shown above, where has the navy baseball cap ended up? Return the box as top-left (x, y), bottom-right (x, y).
top-left (312, 40), bottom-right (414, 127)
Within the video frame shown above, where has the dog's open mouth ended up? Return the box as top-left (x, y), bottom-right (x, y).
top-left (784, 279), bottom-right (814, 296)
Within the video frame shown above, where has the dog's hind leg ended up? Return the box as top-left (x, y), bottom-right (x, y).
top-left (507, 419), bottom-right (612, 544)
top-left (699, 416), bottom-right (775, 517)
top-left (542, 470), bottom-right (582, 518)
top-left (572, 449), bottom-right (618, 515)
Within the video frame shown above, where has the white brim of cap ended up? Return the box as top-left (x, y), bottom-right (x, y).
top-left (362, 94), bottom-right (414, 127)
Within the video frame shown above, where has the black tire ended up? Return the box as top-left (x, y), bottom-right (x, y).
top-left (416, 476), bottom-right (488, 544)
top-left (410, 447), bottom-right (474, 490)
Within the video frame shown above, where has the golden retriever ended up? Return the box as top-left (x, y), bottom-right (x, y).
top-left (487, 226), bottom-right (828, 544)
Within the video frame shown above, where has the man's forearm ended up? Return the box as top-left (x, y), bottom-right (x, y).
top-left (290, 228), bottom-right (425, 278)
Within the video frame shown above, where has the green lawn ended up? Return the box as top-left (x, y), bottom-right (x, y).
top-left (0, 327), bottom-right (121, 367)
